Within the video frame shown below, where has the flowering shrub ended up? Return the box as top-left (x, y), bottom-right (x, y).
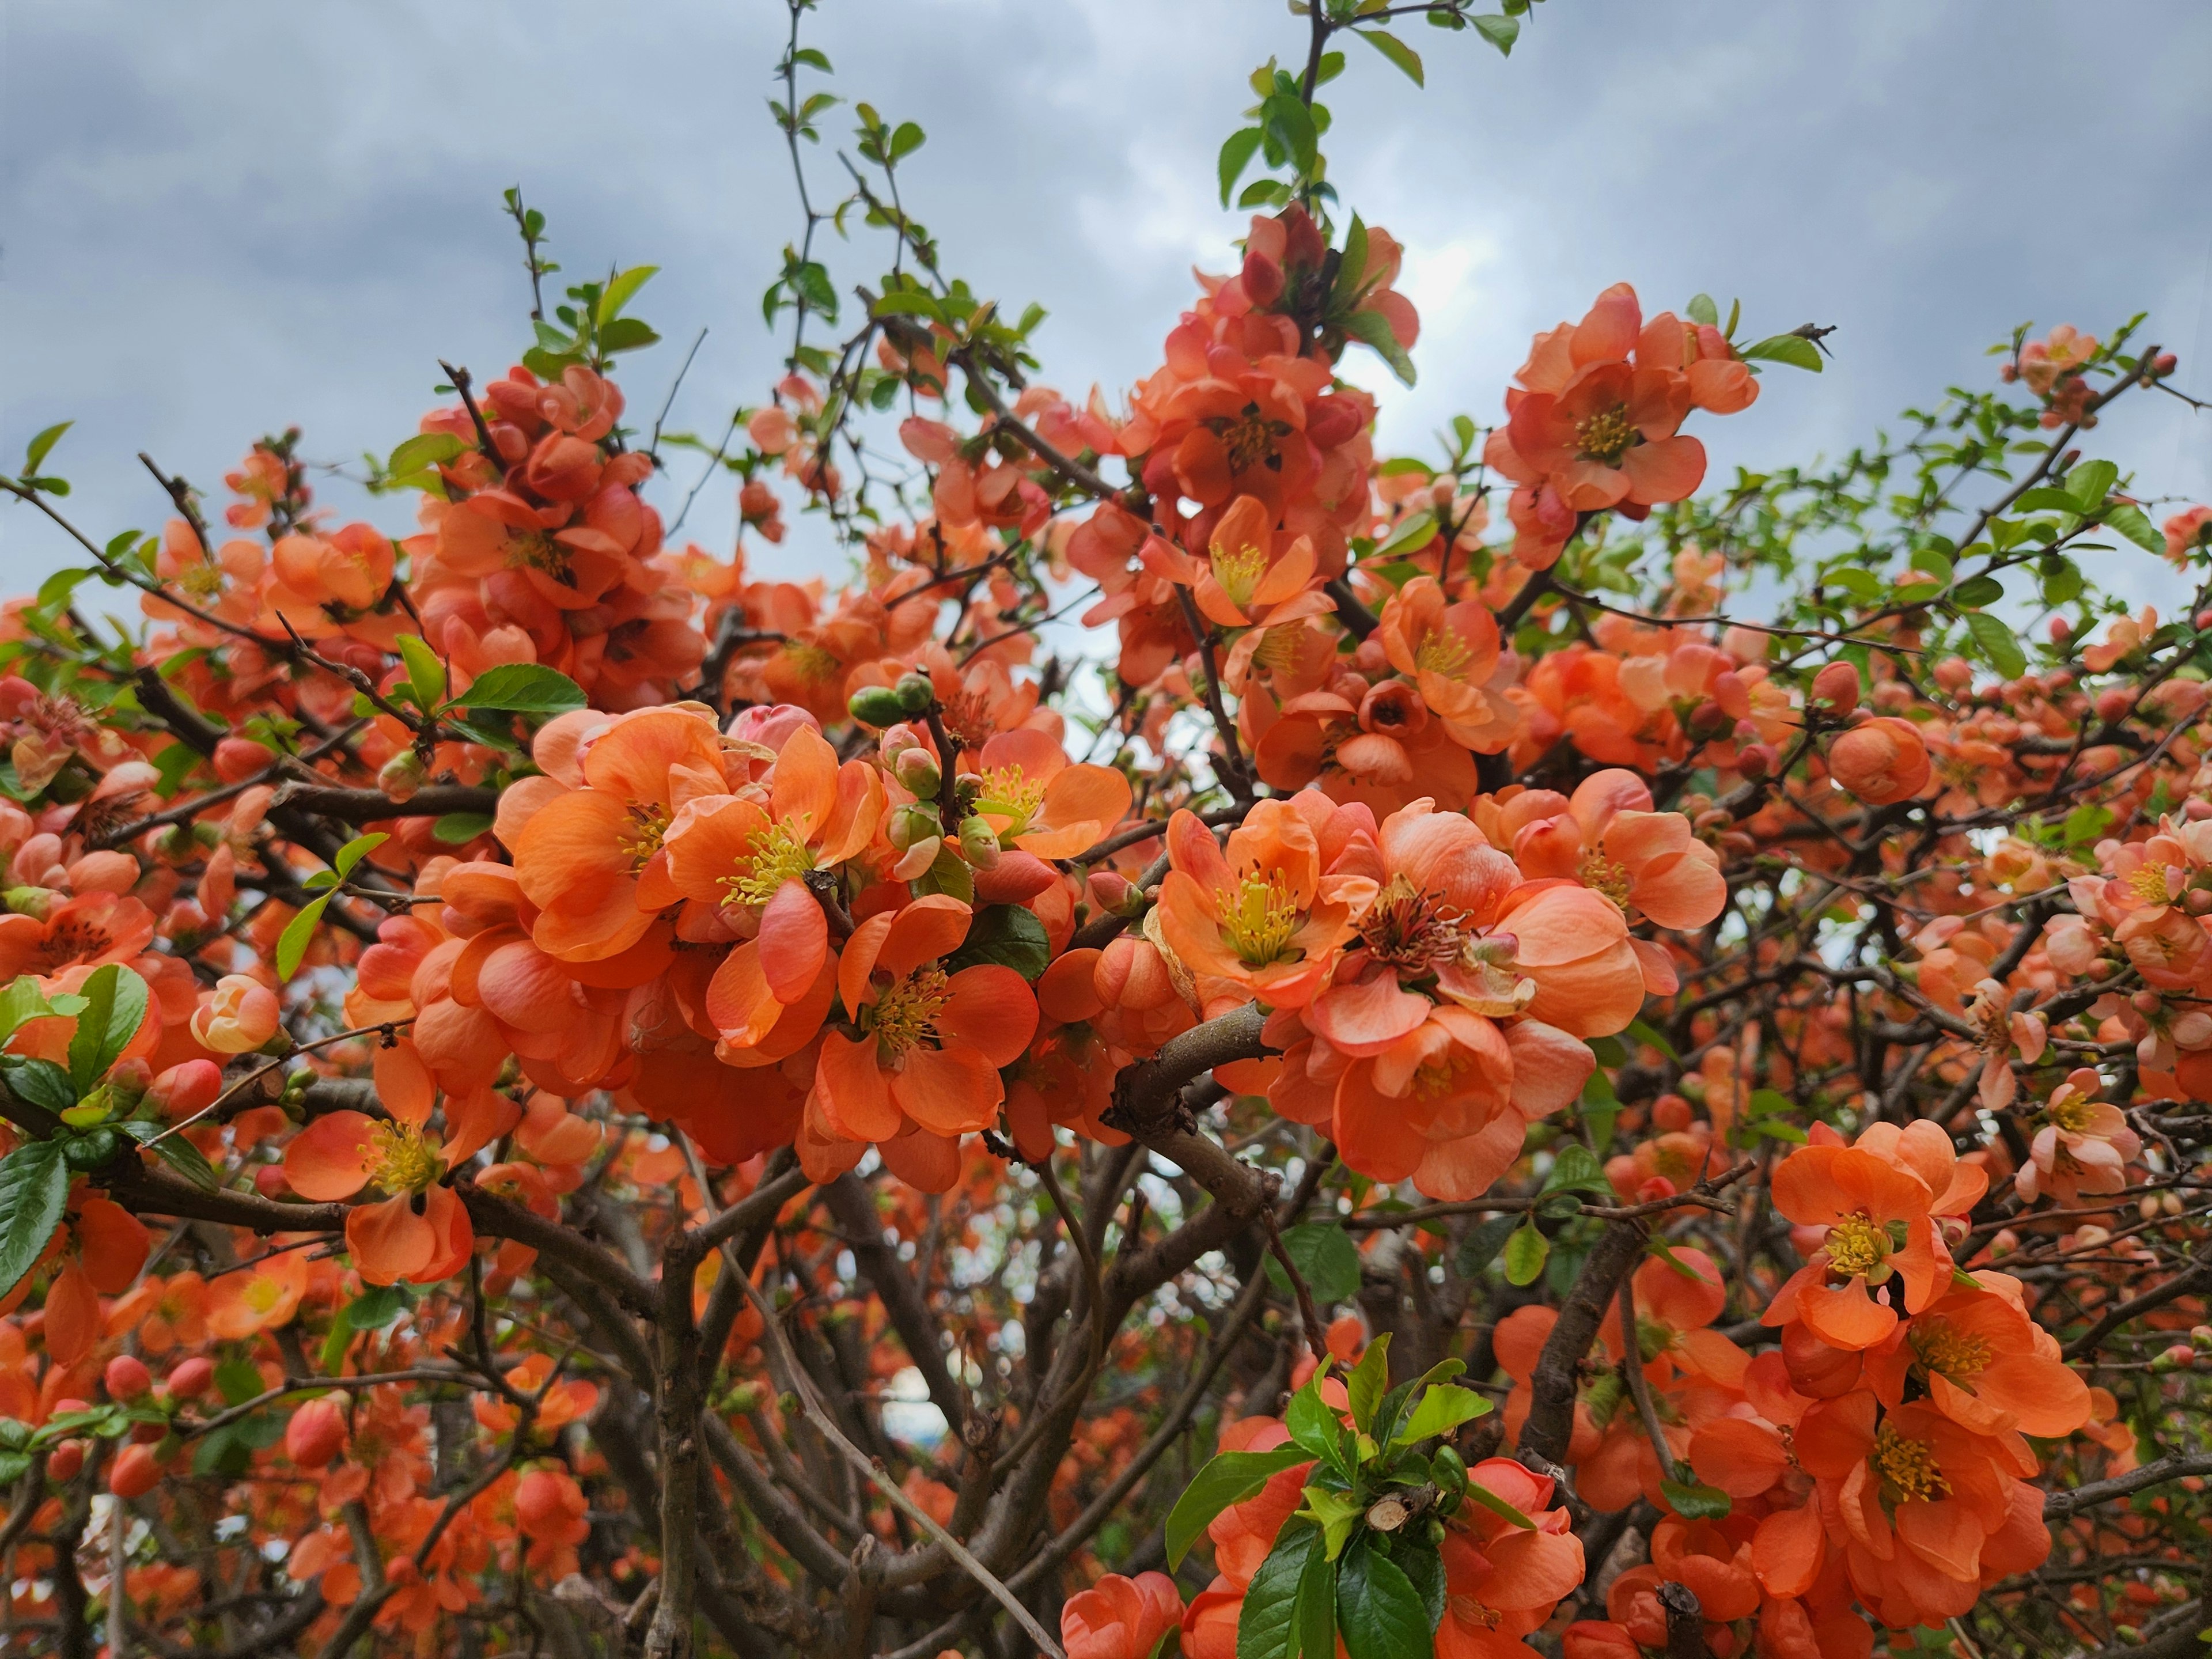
top-left (0, 6), bottom-right (2206, 1659)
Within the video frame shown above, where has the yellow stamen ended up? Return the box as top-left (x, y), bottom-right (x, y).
top-left (507, 528), bottom-right (575, 584)
top-left (1575, 404), bottom-right (1637, 466)
top-left (620, 802), bottom-right (671, 872)
top-left (1221, 867), bottom-right (1302, 967)
top-left (1578, 850), bottom-right (1633, 911)
top-left (979, 766), bottom-right (1046, 827)
top-left (1210, 543), bottom-right (1270, 610)
top-left (1909, 1317), bottom-right (1993, 1384)
top-left (1871, 1423), bottom-right (1950, 1504)
top-left (1824, 1213), bottom-right (1891, 1278)
top-left (1414, 626), bottom-right (1471, 680)
top-left (369, 1121), bottom-right (441, 1195)
top-left (869, 966), bottom-right (950, 1062)
top-left (782, 640), bottom-right (840, 687)
top-left (2128, 865), bottom-right (2174, 905)
top-left (723, 819), bottom-right (816, 909)
top-left (2046, 1091), bottom-right (2097, 1133)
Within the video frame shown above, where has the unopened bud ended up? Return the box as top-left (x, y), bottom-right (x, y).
top-left (104, 1355), bottom-right (151, 1402)
top-left (1811, 660), bottom-right (1862, 713)
top-left (3, 886), bottom-right (53, 919)
top-left (1087, 870), bottom-right (1138, 914)
top-left (958, 816), bottom-right (1001, 870)
top-left (888, 802), bottom-right (939, 853)
top-left (848, 685), bottom-right (907, 729)
top-left (893, 673), bottom-right (936, 715)
top-left (894, 748), bottom-right (942, 800)
top-left (166, 1357), bottom-right (214, 1402)
top-left (377, 750), bottom-right (425, 803)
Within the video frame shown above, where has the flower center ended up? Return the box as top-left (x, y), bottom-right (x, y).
top-left (1575, 403), bottom-right (1637, 466)
top-left (1360, 873), bottom-right (1465, 975)
top-left (1446, 1595), bottom-right (1501, 1632)
top-left (507, 528), bottom-right (575, 583)
top-left (979, 766), bottom-right (1046, 828)
top-left (369, 1122), bottom-right (442, 1195)
top-left (1222, 867), bottom-right (1303, 967)
top-left (177, 561), bottom-right (225, 600)
top-left (1210, 543), bottom-right (1270, 609)
top-left (620, 802), bottom-right (671, 872)
top-left (722, 819), bottom-right (816, 909)
top-left (1414, 626), bottom-right (1471, 680)
top-left (1824, 1213), bottom-right (1891, 1279)
top-left (2127, 864), bottom-right (2174, 905)
top-left (1908, 1317), bottom-right (1993, 1384)
top-left (782, 640), bottom-right (840, 687)
top-left (869, 965), bottom-right (950, 1062)
top-left (1871, 1422), bottom-right (1950, 1505)
top-left (1215, 404), bottom-right (1287, 473)
top-left (2046, 1090), bottom-right (2097, 1133)
top-left (1578, 850), bottom-right (1633, 911)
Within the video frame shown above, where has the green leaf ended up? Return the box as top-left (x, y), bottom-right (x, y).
top-left (1346, 1332), bottom-right (1392, 1433)
top-left (453, 663), bottom-right (587, 715)
top-left (396, 634), bottom-right (447, 710)
top-left (1260, 92), bottom-right (1319, 176)
top-left (599, 317), bottom-right (660, 354)
top-left (1454, 1214), bottom-right (1520, 1278)
top-left (215, 1359), bottom-right (267, 1407)
top-left (277, 894), bottom-right (332, 981)
top-left (1294, 1530), bottom-right (1337, 1659)
top-left (386, 432), bottom-right (465, 479)
top-left (1964, 611), bottom-right (2027, 680)
top-left (1646, 1236), bottom-right (1718, 1282)
top-left (1340, 308), bottom-right (1415, 387)
top-left (1214, 124), bottom-right (1259, 203)
top-left (1396, 1547), bottom-right (1444, 1634)
top-left (942, 904), bottom-right (1053, 982)
top-left (1264, 1222), bottom-right (1362, 1305)
top-left (1285, 1374), bottom-right (1343, 1464)
top-left (1685, 294), bottom-right (1719, 327)
top-left (2066, 459), bottom-right (2118, 512)
top-left (1740, 333), bottom-right (1823, 372)
top-left (1471, 13), bottom-right (1519, 54)
top-left (433, 814), bottom-right (495, 845)
top-left (0, 1140), bottom-right (69, 1298)
top-left (596, 264), bottom-right (659, 327)
top-left (1354, 29), bottom-right (1424, 85)
top-left (67, 964), bottom-right (148, 1093)
top-left (1461, 1476), bottom-right (1538, 1531)
top-left (1541, 1143), bottom-right (1612, 1198)
top-left (2103, 502), bottom-right (2164, 554)
top-left (871, 290), bottom-right (946, 324)
top-left (888, 120), bottom-right (926, 161)
top-left (1, 1058), bottom-right (77, 1113)
top-left (332, 832), bottom-right (389, 880)
top-left (0, 976), bottom-right (86, 1050)
top-left (1239, 1523), bottom-right (1319, 1659)
top-left (36, 568), bottom-right (92, 612)
top-left (1502, 1220), bottom-right (1548, 1287)
top-left (1393, 1382), bottom-right (1491, 1446)
top-left (23, 421), bottom-right (73, 476)
top-left (1660, 1476), bottom-right (1733, 1520)
top-left (1373, 513), bottom-right (1435, 559)
top-left (1950, 574), bottom-right (2005, 608)
top-left (1332, 215), bottom-right (1372, 311)
top-left (118, 1120), bottom-right (218, 1192)
top-left (1336, 1536), bottom-right (1432, 1659)
top-left (1166, 1446), bottom-right (1311, 1567)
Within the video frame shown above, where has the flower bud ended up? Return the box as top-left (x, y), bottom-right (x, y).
top-left (848, 685), bottom-right (907, 729)
top-left (147, 1059), bottom-right (223, 1120)
top-left (889, 834), bottom-right (941, 883)
top-left (1086, 870), bottom-right (1138, 914)
top-left (957, 815), bottom-right (1001, 870)
top-left (887, 802), bottom-right (939, 853)
top-left (1826, 717), bottom-right (1931, 805)
top-left (285, 1397), bottom-right (347, 1469)
top-left (894, 747), bottom-right (942, 800)
top-left (893, 673), bottom-right (936, 715)
top-left (4, 886), bottom-right (54, 919)
top-left (1810, 660), bottom-right (1862, 713)
top-left (46, 1439), bottom-right (84, 1481)
top-left (109, 1442), bottom-right (161, 1498)
top-left (1735, 742), bottom-right (1775, 781)
top-left (1651, 1094), bottom-right (1693, 1132)
top-left (165, 1357), bottom-right (214, 1402)
top-left (192, 975), bottom-right (281, 1054)
top-left (104, 1355), bottom-right (151, 1402)
top-left (377, 749), bottom-right (425, 803)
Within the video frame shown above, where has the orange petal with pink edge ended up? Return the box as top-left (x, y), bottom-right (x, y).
top-left (1305, 973), bottom-right (1430, 1055)
top-left (816, 1031), bottom-right (902, 1142)
top-left (283, 1111), bottom-right (378, 1201)
top-left (347, 1193), bottom-right (436, 1286)
top-left (878, 1126), bottom-right (962, 1193)
top-left (877, 893), bottom-right (971, 980)
top-left (477, 940), bottom-right (579, 1035)
top-left (892, 1044), bottom-right (1003, 1137)
top-left (758, 880), bottom-right (828, 1005)
top-left (1165, 809), bottom-right (1232, 891)
top-left (818, 761), bottom-right (886, 864)
top-left (935, 965), bottom-right (1038, 1068)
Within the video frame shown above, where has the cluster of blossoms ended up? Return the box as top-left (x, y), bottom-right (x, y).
top-left (0, 56), bottom-right (2206, 1655)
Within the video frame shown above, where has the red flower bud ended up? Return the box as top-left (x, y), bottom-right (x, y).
top-left (285, 1398), bottom-right (347, 1469)
top-left (46, 1440), bottom-right (84, 1481)
top-left (109, 1442), bottom-right (161, 1498)
top-left (165, 1357), bottom-right (214, 1402)
top-left (1810, 660), bottom-right (1862, 713)
top-left (104, 1355), bottom-right (151, 1402)
top-left (212, 737), bottom-right (273, 784)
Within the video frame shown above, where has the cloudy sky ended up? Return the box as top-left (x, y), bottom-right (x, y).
top-left (4, 0), bottom-right (2209, 608)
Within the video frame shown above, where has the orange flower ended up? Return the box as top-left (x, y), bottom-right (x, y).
top-left (1764, 1143), bottom-right (1944, 1350)
top-left (1061, 1572), bottom-right (1183, 1659)
top-left (812, 895), bottom-right (1039, 1144)
top-left (514, 706), bottom-right (727, 960)
top-left (191, 974), bottom-right (281, 1052)
top-left (1378, 575), bottom-right (1516, 751)
top-left (283, 1079), bottom-right (475, 1286)
top-left (968, 728), bottom-right (1132, 860)
top-left (1155, 799), bottom-right (1375, 1009)
top-left (1436, 1459), bottom-right (1585, 1659)
top-left (1875, 1279), bottom-right (2089, 1439)
top-left (1490, 881), bottom-right (1647, 1039)
top-left (1508, 768), bottom-right (1727, 931)
top-left (206, 1245), bottom-right (310, 1339)
top-left (1826, 716), bottom-right (1931, 805)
